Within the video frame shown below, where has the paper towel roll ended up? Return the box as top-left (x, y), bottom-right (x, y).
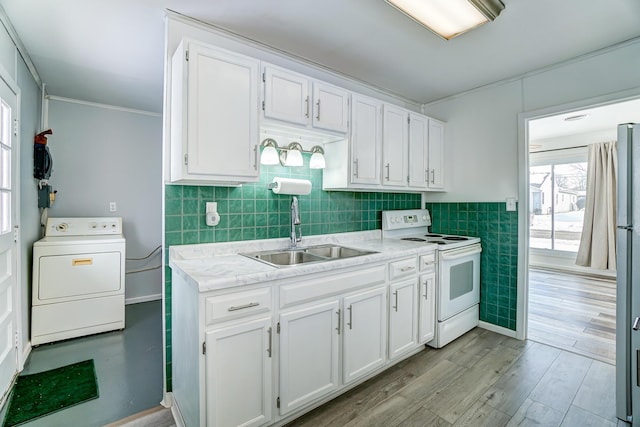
top-left (271, 177), bottom-right (312, 195)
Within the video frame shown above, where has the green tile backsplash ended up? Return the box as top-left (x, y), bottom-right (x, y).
top-left (425, 202), bottom-right (518, 331)
top-left (164, 154), bottom-right (421, 390)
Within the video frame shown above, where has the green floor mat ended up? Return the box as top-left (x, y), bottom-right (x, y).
top-left (3, 359), bottom-right (99, 426)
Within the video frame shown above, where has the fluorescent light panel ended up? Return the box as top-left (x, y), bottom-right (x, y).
top-left (386, 0), bottom-right (501, 40)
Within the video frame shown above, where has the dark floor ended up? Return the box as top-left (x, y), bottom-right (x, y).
top-left (0, 300), bottom-right (163, 427)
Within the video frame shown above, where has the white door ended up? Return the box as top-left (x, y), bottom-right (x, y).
top-left (279, 300), bottom-right (340, 415)
top-left (343, 287), bottom-right (386, 385)
top-left (427, 119), bottom-right (445, 189)
top-left (418, 273), bottom-right (436, 344)
top-left (186, 42), bottom-right (260, 180)
top-left (205, 317), bottom-right (273, 427)
top-left (408, 113), bottom-right (429, 189)
top-left (388, 279), bottom-right (418, 360)
top-left (0, 77), bottom-right (17, 403)
top-left (263, 66), bottom-right (310, 126)
top-left (382, 104), bottom-right (408, 187)
top-left (312, 82), bottom-right (349, 133)
top-left (350, 94), bottom-right (382, 185)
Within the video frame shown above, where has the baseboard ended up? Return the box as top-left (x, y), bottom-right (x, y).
top-left (20, 343), bottom-right (31, 371)
top-left (169, 394), bottom-right (186, 427)
top-left (125, 294), bottom-right (162, 305)
top-left (478, 321), bottom-right (518, 338)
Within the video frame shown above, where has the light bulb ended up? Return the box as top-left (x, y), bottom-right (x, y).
top-left (309, 152), bottom-right (326, 169)
top-left (260, 146), bottom-right (279, 165)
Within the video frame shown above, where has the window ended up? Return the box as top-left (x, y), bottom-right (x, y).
top-left (529, 148), bottom-right (587, 253)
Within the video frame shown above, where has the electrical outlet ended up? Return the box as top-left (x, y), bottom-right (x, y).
top-left (109, 202), bottom-right (117, 212)
top-left (506, 198), bottom-right (517, 212)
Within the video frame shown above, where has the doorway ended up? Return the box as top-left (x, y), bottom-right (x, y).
top-left (524, 98), bottom-right (640, 364)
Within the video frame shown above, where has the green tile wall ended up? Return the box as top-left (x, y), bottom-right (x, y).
top-left (164, 154), bottom-right (421, 390)
top-left (424, 202), bottom-right (518, 331)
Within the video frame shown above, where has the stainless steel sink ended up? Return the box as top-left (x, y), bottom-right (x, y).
top-left (240, 244), bottom-right (376, 268)
top-left (304, 244), bottom-right (375, 259)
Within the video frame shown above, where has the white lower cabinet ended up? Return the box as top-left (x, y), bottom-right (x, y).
top-left (342, 286), bottom-right (387, 384)
top-left (171, 251), bottom-right (437, 427)
top-left (418, 272), bottom-right (436, 344)
top-left (205, 317), bottom-right (273, 427)
top-left (388, 279), bottom-right (418, 360)
top-left (279, 300), bottom-right (340, 415)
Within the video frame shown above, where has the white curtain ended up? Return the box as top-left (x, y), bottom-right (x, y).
top-left (576, 141), bottom-right (617, 269)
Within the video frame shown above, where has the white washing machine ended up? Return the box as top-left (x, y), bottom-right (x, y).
top-left (31, 217), bottom-right (126, 345)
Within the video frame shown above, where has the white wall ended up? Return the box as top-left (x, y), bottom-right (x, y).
top-left (45, 98), bottom-right (163, 303)
top-left (423, 39), bottom-right (640, 202)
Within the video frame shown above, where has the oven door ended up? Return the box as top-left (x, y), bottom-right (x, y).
top-left (438, 243), bottom-right (482, 321)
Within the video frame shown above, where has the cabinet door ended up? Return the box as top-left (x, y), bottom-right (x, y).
top-left (382, 104), bottom-right (408, 187)
top-left (205, 317), bottom-right (273, 427)
top-left (185, 42), bottom-right (260, 181)
top-left (350, 94), bottom-right (382, 185)
top-left (408, 113), bottom-right (429, 190)
top-left (343, 287), bottom-right (387, 385)
top-left (312, 82), bottom-right (349, 133)
top-left (388, 279), bottom-right (418, 360)
top-left (418, 273), bottom-right (436, 344)
top-left (264, 66), bottom-right (310, 126)
top-left (427, 119), bottom-right (445, 190)
top-left (279, 300), bottom-right (340, 415)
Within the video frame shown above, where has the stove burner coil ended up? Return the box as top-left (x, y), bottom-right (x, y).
top-left (401, 237), bottom-right (426, 242)
top-left (425, 234), bottom-right (442, 237)
top-left (443, 236), bottom-right (468, 241)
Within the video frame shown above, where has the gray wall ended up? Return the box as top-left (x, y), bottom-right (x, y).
top-left (46, 98), bottom-right (163, 303)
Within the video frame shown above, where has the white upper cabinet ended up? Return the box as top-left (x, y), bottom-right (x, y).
top-left (407, 113), bottom-right (429, 190)
top-left (170, 40), bottom-right (260, 185)
top-left (263, 65), bottom-right (349, 133)
top-left (263, 66), bottom-right (310, 126)
top-left (312, 82), bottom-right (349, 133)
top-left (382, 104), bottom-right (409, 187)
top-left (350, 93), bottom-right (383, 186)
top-left (427, 119), bottom-right (445, 190)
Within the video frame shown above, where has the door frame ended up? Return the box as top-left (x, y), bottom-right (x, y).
top-left (516, 87), bottom-right (640, 340)
top-left (0, 64), bottom-right (23, 406)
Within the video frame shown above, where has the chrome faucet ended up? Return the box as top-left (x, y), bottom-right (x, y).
top-left (290, 196), bottom-right (302, 248)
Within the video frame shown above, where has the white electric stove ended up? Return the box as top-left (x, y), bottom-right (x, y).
top-left (382, 209), bottom-right (482, 348)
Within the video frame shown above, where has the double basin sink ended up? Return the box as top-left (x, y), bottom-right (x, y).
top-left (240, 244), bottom-right (377, 268)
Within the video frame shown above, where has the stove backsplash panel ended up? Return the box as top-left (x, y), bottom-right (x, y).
top-left (425, 202), bottom-right (518, 331)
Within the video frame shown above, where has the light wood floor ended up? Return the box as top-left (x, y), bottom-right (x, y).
top-left (527, 268), bottom-right (616, 365)
top-left (287, 328), bottom-right (626, 427)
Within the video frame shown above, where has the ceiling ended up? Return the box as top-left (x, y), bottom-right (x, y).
top-left (1, 0), bottom-right (640, 120)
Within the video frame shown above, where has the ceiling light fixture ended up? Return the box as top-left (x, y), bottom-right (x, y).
top-left (385, 0), bottom-right (505, 40)
top-left (563, 114), bottom-right (589, 122)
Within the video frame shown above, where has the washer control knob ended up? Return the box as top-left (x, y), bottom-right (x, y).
top-left (55, 223), bottom-right (68, 232)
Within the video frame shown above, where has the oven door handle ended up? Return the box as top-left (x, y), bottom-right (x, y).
top-left (439, 243), bottom-right (482, 260)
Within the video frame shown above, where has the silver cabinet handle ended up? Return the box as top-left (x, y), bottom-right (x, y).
top-left (634, 317), bottom-right (640, 331)
top-left (267, 327), bottom-right (272, 358)
top-left (353, 159), bottom-right (359, 177)
top-left (400, 266), bottom-right (415, 272)
top-left (253, 145), bottom-right (258, 170)
top-left (385, 163), bottom-right (390, 181)
top-left (347, 304), bottom-right (353, 330)
top-left (305, 96), bottom-right (310, 118)
top-left (336, 309), bottom-right (341, 334)
top-left (423, 280), bottom-right (428, 300)
top-left (228, 302), bottom-right (259, 312)
top-left (430, 169), bottom-right (435, 184)
top-left (393, 291), bottom-right (398, 312)
top-left (316, 99), bottom-right (321, 121)
top-left (424, 169), bottom-right (429, 182)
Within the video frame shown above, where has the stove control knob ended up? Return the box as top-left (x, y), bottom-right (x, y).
top-left (422, 215), bottom-right (427, 221)
top-left (390, 217), bottom-right (395, 224)
top-left (396, 216), bottom-right (402, 223)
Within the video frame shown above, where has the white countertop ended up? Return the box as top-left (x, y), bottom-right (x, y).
top-left (169, 230), bottom-right (436, 292)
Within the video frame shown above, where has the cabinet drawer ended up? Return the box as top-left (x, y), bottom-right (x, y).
top-left (419, 252), bottom-right (435, 272)
top-left (205, 287), bottom-right (272, 326)
top-left (389, 258), bottom-right (417, 281)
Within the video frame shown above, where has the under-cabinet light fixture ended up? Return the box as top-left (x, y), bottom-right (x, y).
top-left (385, 0), bottom-right (505, 40)
top-left (259, 138), bottom-right (326, 169)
